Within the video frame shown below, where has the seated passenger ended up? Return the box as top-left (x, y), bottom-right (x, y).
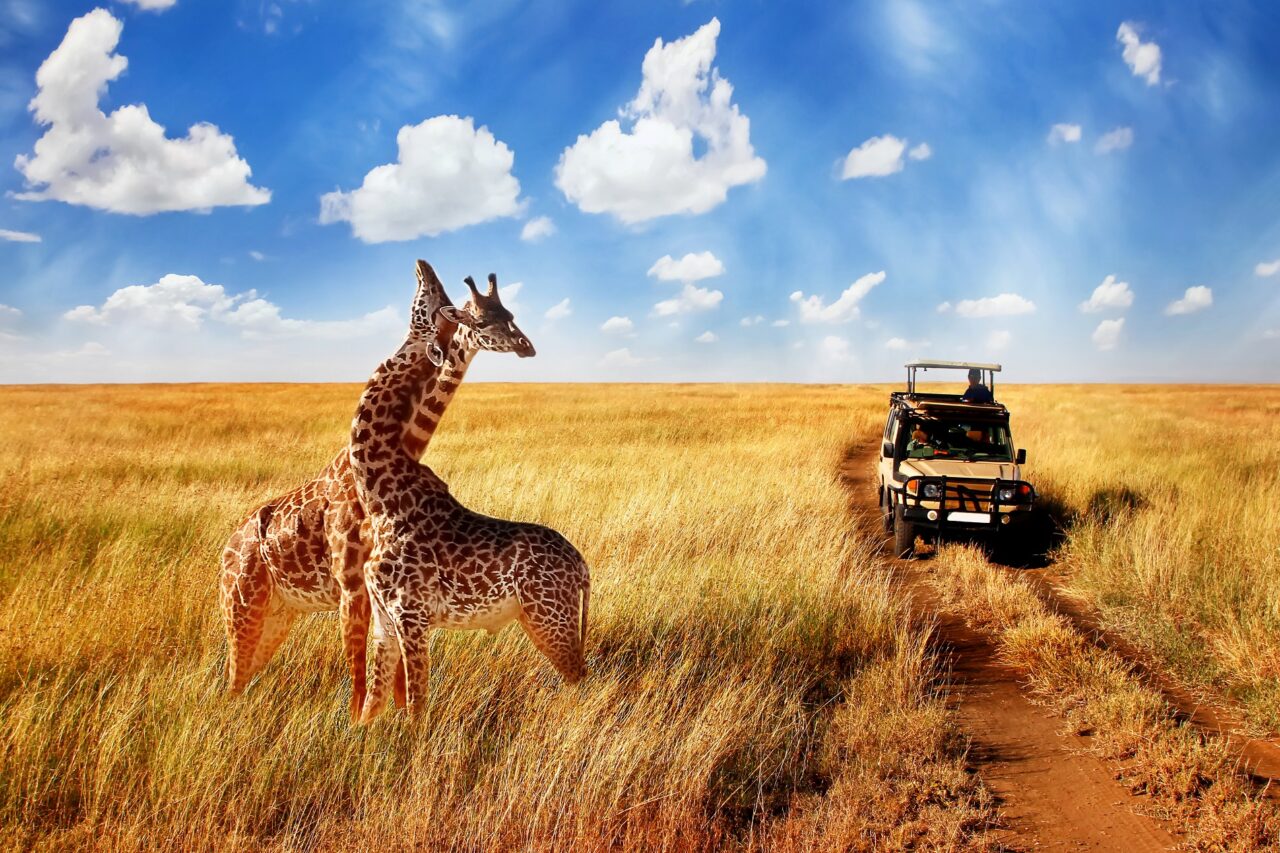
top-left (961, 368), bottom-right (994, 403)
top-left (906, 426), bottom-right (942, 455)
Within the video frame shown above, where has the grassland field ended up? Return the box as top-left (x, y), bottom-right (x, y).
top-left (0, 382), bottom-right (1276, 850)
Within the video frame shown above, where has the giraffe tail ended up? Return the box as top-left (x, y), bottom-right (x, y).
top-left (579, 573), bottom-right (590, 655)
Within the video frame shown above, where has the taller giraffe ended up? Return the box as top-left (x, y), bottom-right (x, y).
top-left (219, 261), bottom-right (533, 720)
top-left (349, 277), bottom-right (591, 723)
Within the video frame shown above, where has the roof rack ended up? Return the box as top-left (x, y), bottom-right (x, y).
top-left (905, 361), bottom-right (1001, 395)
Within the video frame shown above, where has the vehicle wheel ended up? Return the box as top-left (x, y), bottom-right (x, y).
top-left (893, 504), bottom-right (916, 559)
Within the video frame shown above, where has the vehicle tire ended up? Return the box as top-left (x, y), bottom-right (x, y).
top-left (881, 485), bottom-right (894, 532)
top-left (893, 504), bottom-right (916, 559)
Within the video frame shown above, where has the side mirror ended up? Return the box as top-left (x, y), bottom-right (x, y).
top-left (1016, 448), bottom-right (1027, 464)
top-left (882, 442), bottom-right (894, 458)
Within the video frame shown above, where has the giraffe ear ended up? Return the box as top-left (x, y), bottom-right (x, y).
top-left (427, 342), bottom-right (445, 367)
top-left (437, 305), bottom-right (476, 329)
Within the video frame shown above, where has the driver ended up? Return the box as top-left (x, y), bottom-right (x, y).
top-left (907, 425), bottom-right (937, 454)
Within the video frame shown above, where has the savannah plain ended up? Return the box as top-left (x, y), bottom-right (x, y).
top-left (1, 382), bottom-right (1278, 850)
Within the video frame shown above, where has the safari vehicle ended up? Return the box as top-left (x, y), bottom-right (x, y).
top-left (877, 361), bottom-right (1036, 558)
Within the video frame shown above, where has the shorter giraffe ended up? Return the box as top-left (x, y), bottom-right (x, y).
top-left (219, 261), bottom-right (533, 719)
top-left (348, 275), bottom-right (591, 724)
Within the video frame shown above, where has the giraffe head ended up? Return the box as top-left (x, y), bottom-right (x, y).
top-left (411, 260), bottom-right (475, 366)
top-left (460, 273), bottom-right (536, 358)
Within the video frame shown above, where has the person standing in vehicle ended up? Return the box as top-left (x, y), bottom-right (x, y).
top-left (961, 368), bottom-right (994, 403)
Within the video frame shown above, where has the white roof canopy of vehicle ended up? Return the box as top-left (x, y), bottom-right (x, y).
top-left (904, 361), bottom-right (1002, 372)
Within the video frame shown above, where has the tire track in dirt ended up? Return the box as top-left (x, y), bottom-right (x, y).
top-left (840, 444), bottom-right (1178, 851)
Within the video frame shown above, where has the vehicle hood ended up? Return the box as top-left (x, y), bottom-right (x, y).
top-left (901, 459), bottom-right (1020, 481)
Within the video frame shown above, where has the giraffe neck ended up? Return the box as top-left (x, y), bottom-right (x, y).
top-left (350, 325), bottom-right (455, 513)
top-left (400, 327), bottom-right (480, 460)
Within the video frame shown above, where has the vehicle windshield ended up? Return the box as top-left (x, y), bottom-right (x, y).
top-left (904, 420), bottom-right (1014, 462)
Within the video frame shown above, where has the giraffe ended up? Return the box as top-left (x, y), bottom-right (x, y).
top-left (219, 260), bottom-right (534, 721)
top-left (348, 276), bottom-right (591, 724)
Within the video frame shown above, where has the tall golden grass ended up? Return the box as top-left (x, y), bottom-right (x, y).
top-left (998, 385), bottom-right (1280, 732)
top-left (0, 383), bottom-right (990, 851)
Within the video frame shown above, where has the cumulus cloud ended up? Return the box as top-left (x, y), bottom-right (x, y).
top-left (0, 228), bottom-right (40, 242)
top-left (790, 271), bottom-right (886, 323)
top-left (602, 347), bottom-right (651, 367)
top-left (320, 115), bottom-right (522, 242)
top-left (1165, 285), bottom-right (1212, 316)
top-left (695, 330), bottom-right (717, 343)
top-left (648, 251), bottom-right (724, 282)
top-left (948, 293), bottom-right (1036, 318)
top-left (64, 273), bottom-right (401, 339)
top-left (1095, 126), bottom-right (1134, 154)
top-left (1079, 275), bottom-right (1134, 313)
top-left (771, 319), bottom-right (790, 328)
top-left (885, 336), bottom-right (931, 351)
top-left (820, 335), bottom-right (851, 361)
top-left (1048, 123), bottom-right (1082, 144)
top-left (601, 316), bottom-right (634, 335)
top-left (555, 18), bottom-right (766, 223)
top-left (14, 10), bottom-right (269, 215)
top-left (986, 329), bottom-right (1012, 353)
top-left (544, 298), bottom-right (572, 321)
top-left (1117, 22), bottom-right (1162, 86)
top-left (841, 135), bottom-right (905, 179)
top-left (520, 216), bottom-right (556, 242)
top-left (908, 142), bottom-right (932, 161)
top-left (120, 0), bottom-right (177, 10)
top-left (1092, 318), bottom-right (1124, 351)
top-left (1256, 259), bottom-right (1280, 277)
top-left (654, 283), bottom-right (723, 316)
top-left (740, 315), bottom-right (764, 327)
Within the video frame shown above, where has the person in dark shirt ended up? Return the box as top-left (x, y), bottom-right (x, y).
top-left (961, 368), bottom-right (994, 403)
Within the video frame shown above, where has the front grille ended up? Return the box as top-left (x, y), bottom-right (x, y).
top-left (943, 481), bottom-right (992, 512)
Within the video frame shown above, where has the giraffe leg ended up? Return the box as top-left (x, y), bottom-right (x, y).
top-left (515, 587), bottom-right (587, 684)
top-left (396, 620), bottom-right (433, 721)
top-left (359, 596), bottom-right (401, 725)
top-left (331, 525), bottom-right (372, 724)
top-left (249, 593), bottom-right (297, 678)
top-left (220, 537), bottom-right (274, 695)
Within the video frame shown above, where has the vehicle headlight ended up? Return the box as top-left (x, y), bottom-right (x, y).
top-left (998, 487), bottom-right (1016, 502)
top-left (922, 483), bottom-right (942, 499)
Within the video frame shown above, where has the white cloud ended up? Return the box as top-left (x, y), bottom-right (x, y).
top-left (647, 251), bottom-right (724, 282)
top-left (820, 335), bottom-right (851, 361)
top-left (1095, 127), bottom-right (1134, 154)
top-left (695, 330), bottom-right (717, 343)
top-left (120, 0), bottom-right (177, 10)
top-left (841, 135), bottom-right (906, 179)
top-left (0, 228), bottom-right (40, 242)
top-left (14, 10), bottom-right (269, 215)
top-left (1092, 318), bottom-right (1124, 351)
top-left (0, 304), bottom-right (21, 327)
top-left (1264, 329), bottom-right (1280, 341)
top-left (320, 115), bottom-right (522, 242)
top-left (602, 347), bottom-right (650, 367)
top-left (986, 329), bottom-right (1012, 353)
top-left (908, 142), bottom-right (932, 160)
top-left (771, 319), bottom-right (790, 328)
top-left (740, 314), bottom-right (764, 327)
top-left (952, 293), bottom-right (1036, 318)
top-left (1048, 123), bottom-right (1082, 144)
top-left (544, 298), bottom-right (572, 321)
top-left (936, 301), bottom-right (952, 313)
top-left (1079, 274), bottom-right (1134, 313)
top-left (790, 271), bottom-right (886, 323)
top-left (885, 336), bottom-right (931, 351)
top-left (601, 316), bottom-right (634, 335)
top-left (1164, 285), bottom-right (1212, 316)
top-left (654, 282), bottom-right (723, 316)
top-left (63, 273), bottom-right (401, 339)
top-left (555, 18), bottom-right (765, 224)
top-left (1117, 22), bottom-right (1162, 86)
top-left (520, 216), bottom-right (556, 242)
top-left (1255, 259), bottom-right (1280, 277)
top-left (248, 250), bottom-right (265, 261)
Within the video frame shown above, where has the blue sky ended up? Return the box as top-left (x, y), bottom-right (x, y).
top-left (1, 0), bottom-right (1278, 383)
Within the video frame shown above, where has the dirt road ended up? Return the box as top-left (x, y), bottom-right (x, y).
top-left (840, 445), bottom-right (1178, 850)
